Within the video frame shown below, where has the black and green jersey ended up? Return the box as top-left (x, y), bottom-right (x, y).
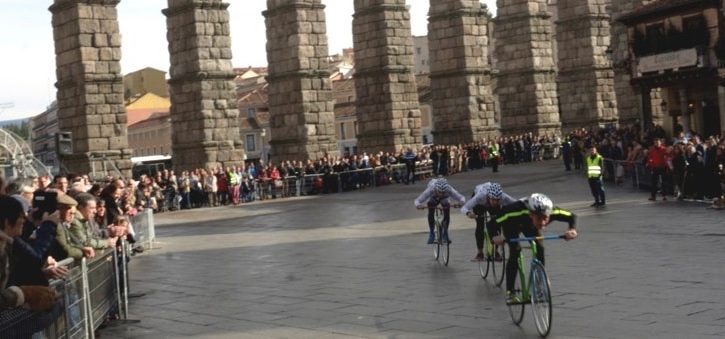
top-left (493, 200), bottom-right (576, 233)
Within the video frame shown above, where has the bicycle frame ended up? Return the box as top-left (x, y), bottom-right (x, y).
top-left (510, 235), bottom-right (563, 302)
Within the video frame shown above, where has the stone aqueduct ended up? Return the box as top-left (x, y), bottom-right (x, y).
top-left (48, 0), bottom-right (645, 175)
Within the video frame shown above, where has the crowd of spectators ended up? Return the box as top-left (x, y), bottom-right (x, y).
top-left (105, 133), bottom-right (562, 212)
top-left (562, 123), bottom-right (725, 207)
top-left (0, 169), bottom-right (147, 334)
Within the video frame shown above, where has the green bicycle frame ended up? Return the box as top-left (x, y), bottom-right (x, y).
top-left (516, 240), bottom-right (540, 303)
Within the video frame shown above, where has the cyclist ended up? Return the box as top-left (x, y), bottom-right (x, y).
top-left (415, 177), bottom-right (466, 244)
top-left (492, 193), bottom-right (578, 301)
top-left (460, 182), bottom-right (516, 261)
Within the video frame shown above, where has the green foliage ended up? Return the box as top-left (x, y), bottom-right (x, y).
top-left (3, 121), bottom-right (31, 141)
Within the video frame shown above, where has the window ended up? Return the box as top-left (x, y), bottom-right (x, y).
top-left (354, 121), bottom-right (358, 136)
top-left (416, 47), bottom-right (421, 55)
top-left (423, 135), bottom-right (429, 144)
top-left (645, 23), bottom-right (665, 55)
top-left (246, 134), bottom-right (256, 152)
top-left (247, 107), bottom-right (256, 118)
top-left (340, 122), bottom-right (346, 139)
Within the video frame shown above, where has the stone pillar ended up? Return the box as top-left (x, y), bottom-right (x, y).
top-left (556, 0), bottom-right (616, 131)
top-left (640, 87), bottom-right (652, 129)
top-left (494, 0), bottom-right (561, 136)
top-left (49, 0), bottom-right (132, 177)
top-left (264, 0), bottom-right (339, 162)
top-left (353, 0), bottom-right (422, 153)
top-left (679, 88), bottom-right (691, 133)
top-left (610, 0), bottom-right (652, 127)
top-left (718, 85), bottom-right (725, 136)
top-left (163, 0), bottom-right (244, 171)
top-left (427, 0), bottom-right (497, 144)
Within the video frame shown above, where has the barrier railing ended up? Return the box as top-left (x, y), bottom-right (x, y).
top-left (130, 209), bottom-right (156, 250)
top-left (0, 247), bottom-right (130, 338)
top-left (0, 260), bottom-right (86, 339)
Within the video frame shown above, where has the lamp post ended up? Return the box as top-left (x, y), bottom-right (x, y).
top-left (260, 128), bottom-right (266, 165)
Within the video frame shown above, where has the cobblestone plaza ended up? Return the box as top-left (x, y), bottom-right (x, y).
top-left (103, 161), bottom-right (725, 338)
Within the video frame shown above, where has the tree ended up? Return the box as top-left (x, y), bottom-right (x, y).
top-left (3, 121), bottom-right (31, 142)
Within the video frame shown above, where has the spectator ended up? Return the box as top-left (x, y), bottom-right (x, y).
top-left (70, 193), bottom-right (117, 250)
top-left (49, 193), bottom-right (95, 261)
top-left (403, 147), bottom-right (417, 184)
top-left (0, 196), bottom-right (57, 312)
top-left (53, 175), bottom-right (69, 193)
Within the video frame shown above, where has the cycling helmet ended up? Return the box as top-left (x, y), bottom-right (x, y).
top-left (527, 193), bottom-right (553, 216)
top-left (434, 178), bottom-right (449, 193)
top-left (487, 183), bottom-right (503, 199)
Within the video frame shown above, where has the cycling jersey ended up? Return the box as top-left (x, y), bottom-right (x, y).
top-left (414, 180), bottom-right (465, 207)
top-left (460, 183), bottom-right (516, 215)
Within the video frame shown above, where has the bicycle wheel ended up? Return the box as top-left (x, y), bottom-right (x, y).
top-left (479, 232), bottom-right (490, 279)
top-left (530, 261), bottom-right (552, 337)
top-left (442, 230), bottom-right (450, 266)
top-left (507, 273), bottom-right (525, 325)
top-left (433, 221), bottom-right (441, 261)
top-left (492, 243), bottom-right (506, 287)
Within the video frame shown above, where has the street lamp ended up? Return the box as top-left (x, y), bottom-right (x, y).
top-left (260, 128), bottom-right (266, 165)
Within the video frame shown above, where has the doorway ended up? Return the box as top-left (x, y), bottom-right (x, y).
top-left (702, 99), bottom-right (720, 137)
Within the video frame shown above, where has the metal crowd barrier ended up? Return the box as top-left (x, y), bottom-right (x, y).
top-left (130, 209), bottom-right (156, 250)
top-left (601, 158), bottom-right (677, 194)
top-left (0, 248), bottom-right (130, 338)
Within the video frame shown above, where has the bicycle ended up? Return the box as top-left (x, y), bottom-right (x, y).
top-left (505, 234), bottom-right (565, 338)
top-left (432, 207), bottom-right (450, 266)
top-left (478, 216), bottom-right (506, 287)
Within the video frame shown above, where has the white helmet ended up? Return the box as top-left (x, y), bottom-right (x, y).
top-left (527, 193), bottom-right (553, 216)
top-left (434, 178), bottom-right (449, 193)
top-left (487, 183), bottom-right (503, 199)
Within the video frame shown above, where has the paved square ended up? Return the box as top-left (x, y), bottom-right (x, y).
top-left (102, 161), bottom-right (725, 338)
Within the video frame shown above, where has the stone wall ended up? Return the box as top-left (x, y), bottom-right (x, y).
top-left (428, 0), bottom-right (497, 144)
top-left (494, 0), bottom-right (561, 136)
top-left (50, 0), bottom-right (132, 177)
top-left (163, 0), bottom-right (244, 171)
top-left (556, 0), bottom-right (617, 132)
top-left (264, 0), bottom-right (339, 162)
top-left (610, 0), bottom-right (654, 126)
top-left (352, 0), bottom-right (422, 153)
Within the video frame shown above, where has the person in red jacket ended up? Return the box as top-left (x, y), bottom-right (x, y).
top-left (647, 138), bottom-right (668, 201)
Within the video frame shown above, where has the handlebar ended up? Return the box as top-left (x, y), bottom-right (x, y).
top-left (506, 235), bottom-right (566, 243)
top-left (417, 206), bottom-right (458, 210)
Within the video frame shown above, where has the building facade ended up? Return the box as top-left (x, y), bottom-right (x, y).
top-left (31, 102), bottom-right (60, 173)
top-left (619, 0), bottom-right (725, 137)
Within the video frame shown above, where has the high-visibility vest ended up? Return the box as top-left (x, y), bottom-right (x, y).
top-left (586, 155), bottom-right (603, 178)
top-left (490, 144), bottom-right (499, 157)
top-left (228, 171), bottom-right (238, 185)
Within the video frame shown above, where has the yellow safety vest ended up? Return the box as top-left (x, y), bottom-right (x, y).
top-left (586, 155), bottom-right (602, 178)
top-left (490, 144), bottom-right (499, 157)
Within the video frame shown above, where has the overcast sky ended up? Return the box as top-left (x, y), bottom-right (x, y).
top-left (0, 0), bottom-right (496, 121)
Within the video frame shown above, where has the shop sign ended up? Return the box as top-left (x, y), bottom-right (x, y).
top-left (637, 48), bottom-right (698, 74)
